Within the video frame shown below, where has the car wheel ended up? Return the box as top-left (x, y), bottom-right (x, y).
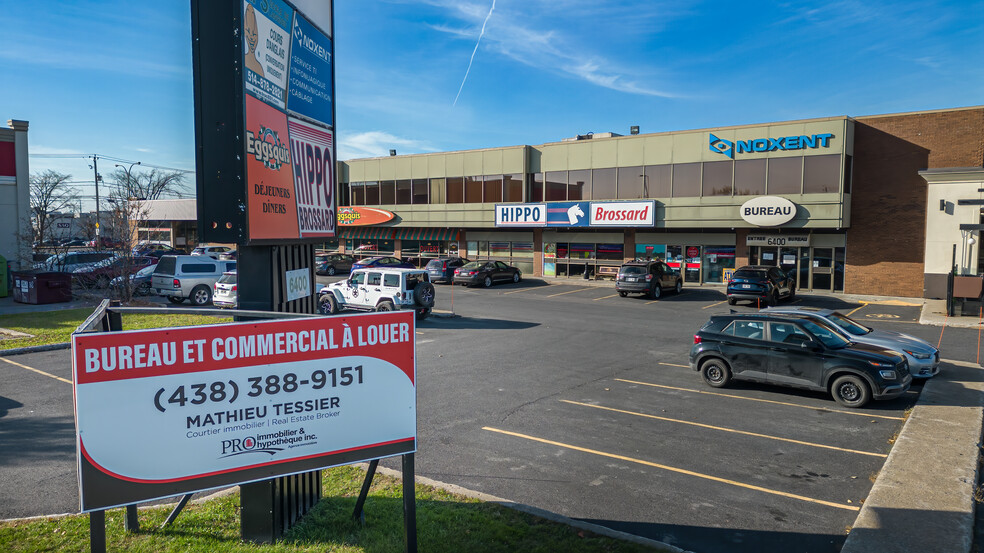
top-left (649, 284), bottom-right (662, 300)
top-left (319, 294), bottom-right (338, 315)
top-left (376, 300), bottom-right (396, 312)
top-left (512, 272), bottom-right (521, 283)
top-left (618, 291), bottom-right (628, 298)
top-left (415, 307), bottom-right (431, 321)
top-left (137, 282), bottom-right (151, 296)
top-left (831, 374), bottom-right (871, 408)
top-left (483, 276), bottom-right (493, 288)
top-left (413, 281), bottom-right (436, 308)
top-left (727, 297), bottom-right (737, 305)
top-left (675, 280), bottom-right (683, 294)
top-left (327, 265), bottom-right (336, 276)
top-left (191, 285), bottom-right (212, 306)
top-left (700, 358), bottom-right (731, 388)
top-left (167, 296), bottom-right (185, 304)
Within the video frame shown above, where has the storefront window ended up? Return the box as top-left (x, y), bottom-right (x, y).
top-left (672, 163), bottom-right (700, 197)
top-left (569, 169), bottom-right (589, 201)
top-left (597, 243), bottom-right (624, 261)
top-left (512, 242), bottom-right (534, 258)
top-left (484, 175), bottom-right (503, 203)
top-left (466, 241), bottom-right (478, 257)
top-left (543, 243), bottom-right (557, 277)
top-left (504, 174), bottom-right (523, 202)
top-left (703, 246), bottom-right (735, 283)
top-left (353, 239), bottom-right (394, 257)
top-left (556, 243), bottom-right (569, 259)
top-left (396, 180), bottom-right (412, 204)
top-left (402, 240), bottom-right (446, 266)
top-left (767, 157), bottom-right (802, 194)
top-left (569, 243), bottom-right (595, 260)
top-left (490, 241), bottom-right (511, 257)
top-left (734, 159), bottom-right (766, 196)
top-left (617, 166), bottom-right (645, 199)
top-left (465, 176), bottom-right (483, 203)
top-left (592, 168), bottom-right (616, 200)
top-left (803, 154), bottom-right (841, 194)
top-left (379, 181), bottom-right (396, 204)
top-left (702, 161), bottom-right (733, 196)
top-left (645, 165), bottom-right (672, 198)
top-left (319, 238), bottom-right (341, 251)
top-left (545, 171), bottom-right (566, 201)
top-left (635, 244), bottom-right (666, 261)
top-left (412, 179), bottom-right (429, 204)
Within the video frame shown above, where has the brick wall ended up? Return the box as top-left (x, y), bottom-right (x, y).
top-left (847, 107), bottom-right (984, 297)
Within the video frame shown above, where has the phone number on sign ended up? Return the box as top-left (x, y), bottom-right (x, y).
top-left (153, 365), bottom-right (364, 413)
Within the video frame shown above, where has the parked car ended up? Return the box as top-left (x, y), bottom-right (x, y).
top-left (425, 257), bottom-right (469, 284)
top-left (34, 251), bottom-right (115, 273)
top-left (350, 256), bottom-right (415, 271)
top-left (60, 238), bottom-right (89, 247)
top-left (690, 312), bottom-right (911, 408)
top-left (317, 268), bottom-right (435, 320)
top-left (151, 255), bottom-right (238, 306)
top-left (453, 260), bottom-right (522, 288)
top-left (140, 247), bottom-right (186, 258)
top-left (218, 250), bottom-right (237, 261)
top-left (191, 245), bottom-right (234, 260)
top-left (110, 263), bottom-right (158, 296)
top-left (87, 237), bottom-right (122, 249)
top-left (316, 253), bottom-right (355, 276)
top-left (213, 271), bottom-right (238, 309)
top-left (615, 260), bottom-right (682, 299)
top-left (727, 265), bottom-right (796, 306)
top-left (762, 306), bottom-right (941, 378)
top-left (73, 256), bottom-right (156, 288)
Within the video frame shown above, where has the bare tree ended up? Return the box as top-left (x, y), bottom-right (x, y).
top-left (30, 170), bottom-right (77, 246)
top-left (109, 168), bottom-right (187, 200)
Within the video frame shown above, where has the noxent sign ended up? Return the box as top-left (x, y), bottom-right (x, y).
top-left (709, 133), bottom-right (834, 159)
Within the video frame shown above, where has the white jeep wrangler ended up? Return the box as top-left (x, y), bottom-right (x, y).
top-left (318, 268), bottom-right (436, 320)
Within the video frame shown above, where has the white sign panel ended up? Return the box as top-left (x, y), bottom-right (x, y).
top-left (589, 201), bottom-right (654, 226)
top-left (496, 204), bottom-right (547, 226)
top-left (73, 312), bottom-right (416, 511)
top-left (740, 196), bottom-right (797, 226)
top-left (746, 234), bottom-right (810, 247)
top-left (285, 267), bottom-right (311, 301)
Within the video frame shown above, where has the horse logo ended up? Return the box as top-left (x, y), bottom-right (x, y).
top-left (567, 204), bottom-right (585, 225)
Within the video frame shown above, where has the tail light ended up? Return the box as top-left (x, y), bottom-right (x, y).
top-left (645, 274), bottom-right (653, 281)
top-left (442, 261), bottom-right (448, 270)
top-left (454, 269), bottom-right (460, 275)
top-left (693, 335), bottom-right (702, 344)
top-left (232, 285), bottom-right (237, 292)
top-left (173, 279), bottom-right (180, 288)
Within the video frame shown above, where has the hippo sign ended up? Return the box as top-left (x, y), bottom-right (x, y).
top-left (739, 196), bottom-right (797, 227)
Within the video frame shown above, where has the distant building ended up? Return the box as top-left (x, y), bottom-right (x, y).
top-left (0, 119), bottom-right (31, 271)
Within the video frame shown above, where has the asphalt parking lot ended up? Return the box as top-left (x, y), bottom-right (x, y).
top-left (3, 277), bottom-right (974, 553)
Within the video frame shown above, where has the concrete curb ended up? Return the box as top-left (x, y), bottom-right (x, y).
top-left (360, 462), bottom-right (690, 553)
top-left (841, 358), bottom-right (984, 553)
top-left (0, 342), bottom-right (70, 357)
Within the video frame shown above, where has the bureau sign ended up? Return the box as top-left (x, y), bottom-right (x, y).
top-left (740, 196), bottom-right (797, 226)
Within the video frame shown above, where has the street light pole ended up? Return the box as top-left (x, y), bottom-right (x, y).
top-left (115, 162), bottom-right (141, 197)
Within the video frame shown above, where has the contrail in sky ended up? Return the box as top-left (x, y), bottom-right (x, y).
top-left (453, 0), bottom-right (495, 107)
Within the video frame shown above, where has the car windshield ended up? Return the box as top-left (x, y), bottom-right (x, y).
top-left (827, 312), bottom-right (871, 336)
top-left (620, 266), bottom-right (646, 275)
top-left (426, 259), bottom-right (443, 268)
top-left (800, 319), bottom-right (852, 348)
top-left (734, 269), bottom-right (768, 279)
top-left (461, 261), bottom-right (484, 269)
top-left (218, 273), bottom-right (237, 284)
top-left (136, 264), bottom-right (157, 277)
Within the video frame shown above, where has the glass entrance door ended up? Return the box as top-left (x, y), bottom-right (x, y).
top-left (811, 248), bottom-right (834, 291)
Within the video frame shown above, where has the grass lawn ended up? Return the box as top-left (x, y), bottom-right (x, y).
top-left (0, 466), bottom-right (667, 553)
top-left (0, 308), bottom-right (233, 350)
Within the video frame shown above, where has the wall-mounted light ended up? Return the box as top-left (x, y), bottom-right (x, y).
top-left (969, 236), bottom-right (977, 246)
top-left (630, 125), bottom-right (640, 135)
top-left (389, 149), bottom-right (397, 156)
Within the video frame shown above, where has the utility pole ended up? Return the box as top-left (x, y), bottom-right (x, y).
top-left (91, 155), bottom-right (101, 240)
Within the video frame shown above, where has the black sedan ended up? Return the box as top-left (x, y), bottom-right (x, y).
top-left (453, 260), bottom-right (521, 287)
top-left (316, 253), bottom-right (355, 276)
top-left (727, 265), bottom-right (795, 306)
top-left (690, 312), bottom-right (911, 408)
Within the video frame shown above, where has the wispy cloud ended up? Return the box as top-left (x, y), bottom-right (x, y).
top-left (421, 0), bottom-right (680, 98)
top-left (453, 0), bottom-right (496, 107)
top-left (337, 131), bottom-right (438, 161)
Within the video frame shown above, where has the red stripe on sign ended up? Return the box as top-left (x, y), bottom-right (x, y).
top-left (80, 437), bottom-right (415, 484)
top-left (73, 312), bottom-right (415, 385)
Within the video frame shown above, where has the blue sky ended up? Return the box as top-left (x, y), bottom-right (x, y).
top-left (2, 0), bottom-right (982, 209)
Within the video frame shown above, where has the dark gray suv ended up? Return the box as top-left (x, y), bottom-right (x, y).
top-left (616, 260), bottom-right (682, 299)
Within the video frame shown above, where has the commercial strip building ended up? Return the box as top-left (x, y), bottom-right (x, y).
top-left (335, 106), bottom-right (984, 299)
top-left (0, 119), bottom-right (32, 271)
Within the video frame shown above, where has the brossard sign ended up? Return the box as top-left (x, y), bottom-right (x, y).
top-left (72, 312), bottom-right (416, 511)
top-left (495, 200), bottom-right (655, 228)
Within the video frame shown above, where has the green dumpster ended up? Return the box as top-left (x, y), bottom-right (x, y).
top-left (0, 254), bottom-right (7, 298)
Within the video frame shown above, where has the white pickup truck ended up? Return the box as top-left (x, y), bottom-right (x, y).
top-left (318, 268), bottom-right (436, 320)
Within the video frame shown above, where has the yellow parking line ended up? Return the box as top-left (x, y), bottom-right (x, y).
top-left (546, 288), bottom-right (593, 298)
top-left (483, 426), bottom-right (859, 512)
top-left (614, 378), bottom-right (905, 421)
top-left (703, 300), bottom-right (727, 309)
top-left (593, 294), bottom-right (620, 301)
top-left (659, 362), bottom-right (690, 368)
top-left (846, 301), bottom-right (869, 317)
top-left (560, 400), bottom-right (886, 458)
top-left (503, 288), bottom-right (531, 295)
top-left (0, 357), bottom-right (72, 384)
